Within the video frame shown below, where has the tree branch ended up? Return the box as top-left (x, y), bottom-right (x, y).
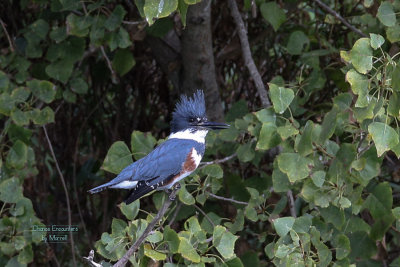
top-left (42, 126), bottom-right (77, 266)
top-left (199, 153), bottom-right (237, 169)
top-left (227, 0), bottom-right (271, 107)
top-left (0, 18), bottom-right (14, 52)
top-left (313, 0), bottom-right (367, 37)
top-left (208, 192), bottom-right (248, 206)
top-left (113, 187), bottom-right (180, 267)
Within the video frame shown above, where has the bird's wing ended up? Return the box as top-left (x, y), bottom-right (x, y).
top-left (134, 138), bottom-right (198, 181)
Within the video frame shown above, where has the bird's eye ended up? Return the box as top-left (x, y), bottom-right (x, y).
top-left (189, 118), bottom-right (195, 123)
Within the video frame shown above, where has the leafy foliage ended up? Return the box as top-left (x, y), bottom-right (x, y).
top-left (1, 0), bottom-right (400, 266)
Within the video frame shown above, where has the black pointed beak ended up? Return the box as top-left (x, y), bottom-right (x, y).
top-left (196, 121), bottom-right (230, 130)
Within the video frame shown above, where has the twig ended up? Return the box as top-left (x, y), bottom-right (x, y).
top-left (43, 126), bottom-right (77, 267)
top-left (113, 186), bottom-right (180, 267)
top-left (100, 46), bottom-right (116, 76)
top-left (83, 250), bottom-right (103, 267)
top-left (194, 205), bottom-right (215, 227)
top-left (208, 192), bottom-right (248, 206)
top-left (313, 0), bottom-right (367, 37)
top-left (227, 0), bottom-right (271, 107)
top-left (122, 20), bottom-right (146, 25)
top-left (199, 153), bottom-right (237, 169)
top-left (167, 202), bottom-right (182, 226)
top-left (0, 18), bottom-right (14, 51)
top-left (287, 190), bottom-right (296, 218)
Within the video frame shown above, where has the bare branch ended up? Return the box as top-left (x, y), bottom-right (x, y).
top-left (227, 0), bottom-right (271, 107)
top-left (42, 126), bottom-right (77, 266)
top-left (199, 153), bottom-right (237, 169)
top-left (287, 190), bottom-right (296, 218)
top-left (122, 20), bottom-right (146, 25)
top-left (194, 205), bottom-right (215, 227)
top-left (313, 0), bottom-right (367, 37)
top-left (100, 46), bottom-right (119, 83)
top-left (113, 187), bottom-right (180, 267)
top-left (83, 250), bottom-right (103, 267)
top-left (208, 192), bottom-right (248, 206)
top-left (0, 18), bottom-right (14, 51)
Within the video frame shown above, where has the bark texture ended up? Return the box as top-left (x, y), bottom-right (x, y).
top-left (181, 0), bottom-right (224, 121)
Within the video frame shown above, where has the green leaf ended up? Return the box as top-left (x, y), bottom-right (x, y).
top-left (112, 49), bottom-right (136, 76)
top-left (236, 143), bottom-right (255, 162)
top-left (0, 93), bottom-right (15, 115)
top-left (11, 109), bottom-right (30, 126)
top-left (254, 108), bottom-right (275, 123)
top-left (272, 161), bottom-right (290, 192)
top-left (320, 206), bottom-right (345, 229)
top-left (368, 122), bottom-right (399, 157)
top-left (269, 83), bottom-right (294, 114)
top-left (318, 108), bottom-right (338, 144)
top-left (256, 123), bottom-right (281, 150)
top-left (11, 87), bottom-right (30, 103)
top-left (105, 5), bottom-right (126, 31)
top-left (215, 231), bottom-right (238, 260)
top-left (260, 2), bottom-right (286, 31)
top-left (273, 217), bottom-right (295, 237)
top-left (277, 153), bottom-right (312, 182)
top-left (0, 178), bottom-right (23, 203)
top-left (29, 19), bottom-right (49, 40)
top-left (7, 140), bottom-right (28, 169)
top-left (349, 38), bottom-right (373, 74)
top-left (146, 17), bottom-right (174, 37)
top-left (107, 29), bottom-right (130, 51)
top-left (70, 78), bottom-right (88, 94)
top-left (17, 245), bottom-right (33, 264)
top-left (27, 79), bottom-right (56, 104)
top-left (392, 66), bottom-right (400, 92)
top-left (377, 1), bottom-right (396, 27)
top-left (348, 231), bottom-right (377, 260)
top-left (212, 225), bottom-right (238, 260)
top-left (345, 69), bottom-right (369, 107)
top-left (292, 216), bottom-right (312, 233)
top-left (202, 164), bottom-right (223, 178)
top-left (30, 107), bottom-right (55, 125)
top-left (369, 33), bottom-right (385, 49)
top-left (276, 124), bottom-right (298, 140)
top-left (130, 131), bottom-right (156, 160)
top-left (119, 200), bottom-right (140, 220)
top-left (63, 90), bottom-right (76, 103)
top-left (0, 71), bottom-right (10, 90)
top-left (144, 245), bottom-right (167, 261)
top-left (286, 31), bottom-right (309, 55)
top-left (386, 24), bottom-right (400, 43)
top-left (164, 226), bottom-right (180, 253)
top-left (66, 14), bottom-right (93, 37)
top-left (311, 171), bottom-right (325, 187)
top-left (45, 59), bottom-right (73, 83)
top-left (102, 141), bottom-right (133, 174)
top-left (179, 184), bottom-right (195, 205)
top-left (144, 0), bottom-right (179, 25)
top-left (178, 237), bottom-right (201, 263)
top-left (296, 121), bottom-right (313, 156)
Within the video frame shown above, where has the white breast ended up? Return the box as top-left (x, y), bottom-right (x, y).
top-left (168, 129), bottom-right (208, 143)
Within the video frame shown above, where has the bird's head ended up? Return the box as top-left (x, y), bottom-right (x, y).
top-left (171, 90), bottom-right (229, 134)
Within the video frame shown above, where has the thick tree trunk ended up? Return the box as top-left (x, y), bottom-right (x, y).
top-left (181, 0), bottom-right (224, 121)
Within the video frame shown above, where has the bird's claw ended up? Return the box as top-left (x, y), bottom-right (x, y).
top-left (167, 183), bottom-right (181, 201)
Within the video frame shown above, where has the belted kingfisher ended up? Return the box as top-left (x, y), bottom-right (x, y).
top-left (89, 90), bottom-right (229, 204)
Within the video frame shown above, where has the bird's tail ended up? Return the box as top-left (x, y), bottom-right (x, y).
top-left (88, 182), bottom-right (112, 194)
top-left (125, 182), bottom-right (154, 204)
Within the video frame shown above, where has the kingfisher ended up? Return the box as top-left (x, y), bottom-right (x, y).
top-left (89, 90), bottom-right (229, 204)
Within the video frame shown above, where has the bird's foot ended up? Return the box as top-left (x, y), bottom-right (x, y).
top-left (167, 183), bottom-right (181, 201)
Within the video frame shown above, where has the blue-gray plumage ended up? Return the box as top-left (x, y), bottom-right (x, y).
top-left (88, 90), bottom-right (229, 204)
